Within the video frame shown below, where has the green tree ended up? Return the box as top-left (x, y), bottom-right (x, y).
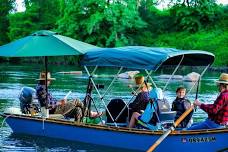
top-left (169, 0), bottom-right (222, 32)
top-left (8, 0), bottom-right (61, 41)
top-left (135, 0), bottom-right (175, 45)
top-left (0, 0), bottom-right (15, 45)
top-left (57, 0), bottom-right (146, 47)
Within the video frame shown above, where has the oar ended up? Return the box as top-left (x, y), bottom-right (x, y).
top-left (147, 106), bottom-right (194, 152)
top-left (147, 77), bottom-right (201, 152)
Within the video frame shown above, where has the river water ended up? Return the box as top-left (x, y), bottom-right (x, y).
top-left (0, 64), bottom-right (221, 152)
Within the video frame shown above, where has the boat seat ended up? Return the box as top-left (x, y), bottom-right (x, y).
top-left (136, 111), bottom-right (176, 130)
top-left (159, 111), bottom-right (176, 124)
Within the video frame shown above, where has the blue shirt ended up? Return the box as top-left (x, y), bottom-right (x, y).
top-left (35, 84), bottom-right (57, 108)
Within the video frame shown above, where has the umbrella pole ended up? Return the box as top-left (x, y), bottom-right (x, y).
top-left (44, 56), bottom-right (49, 117)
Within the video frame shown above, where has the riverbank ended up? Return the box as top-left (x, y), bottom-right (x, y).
top-left (209, 67), bottom-right (228, 73)
top-left (0, 60), bottom-right (227, 73)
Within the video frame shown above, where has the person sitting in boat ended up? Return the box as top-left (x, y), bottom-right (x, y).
top-left (171, 87), bottom-right (193, 128)
top-left (60, 98), bottom-right (103, 122)
top-left (187, 73), bottom-right (228, 130)
top-left (129, 75), bottom-right (151, 114)
top-left (35, 72), bottom-right (76, 115)
top-left (128, 88), bottom-right (165, 129)
top-left (36, 72), bottom-right (103, 121)
top-left (35, 72), bottom-right (61, 115)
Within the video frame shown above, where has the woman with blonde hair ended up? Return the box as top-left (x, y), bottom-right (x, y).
top-left (128, 75), bottom-right (152, 128)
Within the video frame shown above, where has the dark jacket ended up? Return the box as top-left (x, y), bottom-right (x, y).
top-left (171, 97), bottom-right (193, 128)
top-left (129, 91), bottom-right (149, 113)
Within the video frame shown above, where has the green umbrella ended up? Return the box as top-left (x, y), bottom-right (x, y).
top-left (0, 30), bottom-right (98, 110)
top-left (0, 30), bottom-right (98, 57)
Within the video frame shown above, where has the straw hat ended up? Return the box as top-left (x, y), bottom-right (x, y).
top-left (216, 73), bottom-right (228, 84)
top-left (134, 75), bottom-right (151, 88)
top-left (36, 72), bottom-right (56, 81)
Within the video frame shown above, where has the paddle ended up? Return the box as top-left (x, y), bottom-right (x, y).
top-left (146, 106), bottom-right (194, 152)
top-left (147, 78), bottom-right (200, 152)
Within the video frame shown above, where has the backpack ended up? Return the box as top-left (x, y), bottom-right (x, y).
top-left (146, 98), bottom-right (171, 125)
top-left (141, 88), bottom-right (171, 125)
top-left (157, 98), bottom-right (170, 112)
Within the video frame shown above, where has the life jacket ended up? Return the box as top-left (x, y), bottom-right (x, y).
top-left (172, 98), bottom-right (193, 128)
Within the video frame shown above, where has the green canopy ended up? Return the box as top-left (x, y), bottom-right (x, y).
top-left (0, 30), bottom-right (99, 108)
top-left (0, 30), bottom-right (98, 57)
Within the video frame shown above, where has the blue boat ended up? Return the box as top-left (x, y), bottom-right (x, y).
top-left (1, 114), bottom-right (228, 152)
top-left (0, 43), bottom-right (227, 151)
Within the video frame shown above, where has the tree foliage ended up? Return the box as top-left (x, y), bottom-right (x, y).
top-left (0, 0), bottom-right (15, 45)
top-left (169, 0), bottom-right (222, 32)
top-left (57, 0), bottom-right (146, 47)
top-left (1, 0), bottom-right (228, 65)
top-left (8, 0), bottom-right (61, 41)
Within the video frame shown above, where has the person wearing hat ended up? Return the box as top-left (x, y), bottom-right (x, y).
top-left (128, 75), bottom-right (152, 128)
top-left (187, 73), bottom-right (228, 130)
top-left (35, 72), bottom-right (62, 115)
top-left (36, 72), bottom-right (103, 120)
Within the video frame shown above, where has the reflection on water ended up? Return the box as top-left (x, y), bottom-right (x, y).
top-left (0, 133), bottom-right (137, 152)
top-left (0, 64), bottom-right (222, 151)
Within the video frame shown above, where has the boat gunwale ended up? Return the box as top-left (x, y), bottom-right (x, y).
top-left (2, 113), bottom-right (227, 136)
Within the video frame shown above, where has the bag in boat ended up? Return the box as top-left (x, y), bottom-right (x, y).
top-left (106, 98), bottom-right (128, 123)
top-left (149, 88), bottom-right (170, 112)
top-left (82, 117), bottom-right (101, 124)
top-left (140, 88), bottom-right (172, 125)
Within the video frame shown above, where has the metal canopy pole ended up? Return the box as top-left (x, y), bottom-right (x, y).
top-left (101, 67), bottom-right (123, 99)
top-left (187, 64), bottom-right (210, 95)
top-left (84, 66), bottom-right (117, 127)
top-left (145, 70), bottom-right (157, 88)
top-left (115, 69), bottom-right (152, 122)
top-left (162, 55), bottom-right (184, 91)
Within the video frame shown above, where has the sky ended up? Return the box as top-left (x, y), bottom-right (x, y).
top-left (16, 0), bottom-right (228, 12)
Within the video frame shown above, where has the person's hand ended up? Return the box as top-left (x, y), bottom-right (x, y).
top-left (193, 99), bottom-right (201, 107)
top-left (59, 99), bottom-right (66, 106)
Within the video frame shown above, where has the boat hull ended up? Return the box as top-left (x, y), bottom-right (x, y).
top-left (2, 114), bottom-right (228, 152)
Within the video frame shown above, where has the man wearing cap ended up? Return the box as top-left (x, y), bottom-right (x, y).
top-left (188, 73), bottom-right (228, 130)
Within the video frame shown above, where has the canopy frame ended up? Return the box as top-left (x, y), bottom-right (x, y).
top-left (82, 65), bottom-right (161, 127)
top-left (82, 60), bottom-right (212, 128)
